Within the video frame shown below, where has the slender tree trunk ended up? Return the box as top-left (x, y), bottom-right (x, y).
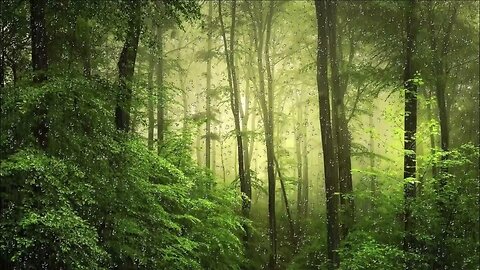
top-left (265, 8), bottom-right (277, 269)
top-left (205, 1), bottom-right (213, 169)
top-left (196, 122), bottom-right (202, 166)
top-left (302, 109), bottom-right (309, 218)
top-left (212, 125), bottom-right (216, 176)
top-left (115, 0), bottom-right (141, 132)
top-left (218, 0), bottom-right (250, 221)
top-left (327, 0), bottom-right (354, 239)
top-left (30, 0), bottom-right (49, 148)
top-left (147, 55), bottom-right (155, 149)
top-left (178, 38), bottom-right (188, 132)
top-left (242, 66), bottom-right (252, 207)
top-left (403, 1), bottom-right (418, 268)
top-left (369, 112), bottom-right (376, 208)
top-left (315, 1), bottom-right (340, 268)
top-left (250, 1), bottom-right (278, 268)
top-left (274, 156), bottom-right (296, 248)
top-left (156, 20), bottom-right (165, 152)
top-left (220, 138), bottom-right (226, 182)
top-left (296, 104), bottom-right (303, 216)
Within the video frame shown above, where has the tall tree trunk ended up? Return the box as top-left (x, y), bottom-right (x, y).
top-left (249, 1), bottom-right (278, 267)
top-left (315, 1), bottom-right (340, 268)
top-left (274, 157), bottom-right (296, 248)
top-left (402, 0), bottom-right (418, 268)
top-left (218, 0), bottom-right (250, 223)
top-left (205, 1), bottom-right (213, 169)
top-left (147, 55), bottom-right (155, 149)
top-left (220, 138), bottom-right (227, 182)
top-left (302, 110), bottom-right (309, 219)
top-left (295, 103), bottom-right (303, 216)
top-left (196, 122), bottom-right (202, 166)
top-left (327, 0), bottom-right (354, 239)
top-left (30, 0), bottom-right (49, 148)
top-left (369, 112), bottom-right (376, 209)
top-left (115, 0), bottom-right (141, 132)
top-left (156, 20), bottom-right (165, 152)
top-left (242, 65), bottom-right (252, 208)
top-left (265, 4), bottom-right (277, 267)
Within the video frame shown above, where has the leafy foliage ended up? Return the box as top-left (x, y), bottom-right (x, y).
top-left (0, 75), bottom-right (245, 269)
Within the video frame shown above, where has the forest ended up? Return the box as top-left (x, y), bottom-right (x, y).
top-left (0, 0), bottom-right (479, 269)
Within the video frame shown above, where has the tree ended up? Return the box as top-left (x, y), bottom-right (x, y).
top-left (115, 0), bottom-right (141, 132)
top-left (156, 12), bottom-right (165, 152)
top-left (205, 1), bottom-right (213, 170)
top-left (147, 28), bottom-right (157, 149)
top-left (246, 1), bottom-right (279, 267)
top-left (402, 0), bottom-right (418, 268)
top-left (327, 0), bottom-right (355, 238)
top-left (315, 0), bottom-right (341, 268)
top-left (218, 0), bottom-right (251, 222)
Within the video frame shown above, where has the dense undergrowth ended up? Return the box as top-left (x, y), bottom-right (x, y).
top-left (0, 77), bottom-right (478, 269)
top-left (0, 75), bottom-right (245, 269)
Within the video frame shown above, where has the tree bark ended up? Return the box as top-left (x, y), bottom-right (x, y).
top-left (402, 0), bottom-right (418, 268)
top-left (115, 0), bottom-right (141, 132)
top-left (218, 0), bottom-right (250, 221)
top-left (295, 103), bottom-right (303, 216)
top-left (147, 55), bottom-right (155, 150)
top-left (265, 3), bottom-right (277, 267)
top-left (274, 156), bottom-right (296, 248)
top-left (327, 0), bottom-right (354, 239)
top-left (205, 1), bottom-right (213, 169)
top-left (249, 1), bottom-right (278, 267)
top-left (301, 120), bottom-right (309, 219)
top-left (315, 1), bottom-right (340, 268)
top-left (369, 112), bottom-right (376, 209)
top-left (156, 20), bottom-right (165, 153)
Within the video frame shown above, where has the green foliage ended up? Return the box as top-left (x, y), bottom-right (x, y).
top-left (339, 232), bottom-right (404, 270)
top-left (414, 144), bottom-right (480, 269)
top-left (0, 150), bottom-right (108, 269)
top-left (0, 75), bottom-right (245, 269)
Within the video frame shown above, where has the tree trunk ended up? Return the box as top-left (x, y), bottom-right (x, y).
top-left (248, 1), bottom-right (278, 267)
top-left (156, 20), bottom-right (165, 153)
top-left (315, 1), bottom-right (340, 268)
top-left (115, 0), bottom-right (141, 132)
top-left (147, 55), bottom-right (155, 150)
top-left (205, 1), bottom-right (213, 169)
top-left (302, 111), bottom-right (309, 219)
top-left (30, 0), bottom-right (49, 148)
top-left (402, 0), bottom-right (418, 268)
top-left (218, 0), bottom-right (250, 222)
top-left (265, 3), bottom-right (277, 267)
top-left (369, 112), bottom-right (376, 209)
top-left (295, 104), bottom-right (303, 216)
top-left (274, 156), bottom-right (296, 247)
top-left (327, 0), bottom-right (354, 239)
